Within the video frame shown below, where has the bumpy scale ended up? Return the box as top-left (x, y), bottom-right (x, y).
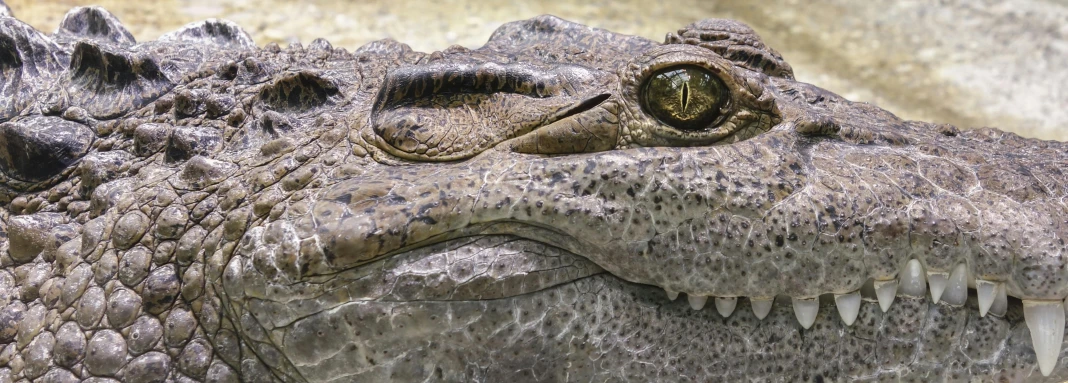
top-left (1, 1), bottom-right (1067, 382)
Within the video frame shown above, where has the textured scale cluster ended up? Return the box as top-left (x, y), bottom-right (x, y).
top-left (1, 2), bottom-right (1067, 382)
top-left (0, 4), bottom-right (369, 382)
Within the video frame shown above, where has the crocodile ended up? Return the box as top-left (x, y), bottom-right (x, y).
top-left (0, 3), bottom-right (1067, 382)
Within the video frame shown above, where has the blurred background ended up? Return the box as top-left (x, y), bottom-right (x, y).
top-left (6, 0), bottom-right (1067, 140)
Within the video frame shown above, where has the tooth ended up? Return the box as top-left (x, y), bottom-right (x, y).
top-left (688, 294), bottom-right (708, 310)
top-left (665, 289), bottom-right (679, 301)
top-left (898, 259), bottom-right (926, 298)
top-left (873, 280), bottom-right (898, 312)
top-left (792, 297), bottom-right (819, 329)
top-left (751, 297), bottom-right (773, 320)
top-left (715, 297), bottom-right (737, 318)
top-left (1023, 300), bottom-right (1065, 376)
top-left (834, 292), bottom-right (861, 326)
top-left (927, 271), bottom-right (949, 303)
top-left (940, 264), bottom-right (968, 306)
top-left (975, 280), bottom-right (998, 317)
top-left (989, 283), bottom-right (1007, 317)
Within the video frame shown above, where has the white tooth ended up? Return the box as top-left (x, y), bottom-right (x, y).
top-left (751, 297), bottom-right (773, 320)
top-left (1023, 300), bottom-right (1065, 377)
top-left (989, 283), bottom-right (1007, 317)
top-left (834, 292), bottom-right (862, 326)
top-left (899, 259), bottom-right (926, 298)
top-left (688, 295), bottom-right (708, 310)
top-left (792, 297), bottom-right (819, 329)
top-left (665, 289), bottom-right (679, 301)
top-left (927, 271), bottom-right (949, 303)
top-left (873, 280), bottom-right (898, 312)
top-left (941, 264), bottom-right (968, 306)
top-left (715, 297), bottom-right (737, 318)
top-left (975, 280), bottom-right (998, 317)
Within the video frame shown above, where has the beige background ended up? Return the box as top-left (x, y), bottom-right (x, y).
top-left (7, 0), bottom-right (1068, 140)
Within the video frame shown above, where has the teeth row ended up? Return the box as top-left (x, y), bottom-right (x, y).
top-left (666, 258), bottom-right (1067, 376)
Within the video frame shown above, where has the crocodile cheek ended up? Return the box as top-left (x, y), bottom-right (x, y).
top-left (299, 177), bottom-right (479, 275)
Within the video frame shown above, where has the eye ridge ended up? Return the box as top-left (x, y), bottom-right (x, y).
top-left (640, 65), bottom-right (729, 132)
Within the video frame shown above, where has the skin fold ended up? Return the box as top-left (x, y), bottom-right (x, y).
top-left (0, 3), bottom-right (1065, 382)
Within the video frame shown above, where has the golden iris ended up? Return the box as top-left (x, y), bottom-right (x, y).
top-left (640, 65), bottom-right (728, 131)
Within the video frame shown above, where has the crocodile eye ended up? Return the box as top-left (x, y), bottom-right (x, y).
top-left (640, 65), bottom-right (728, 131)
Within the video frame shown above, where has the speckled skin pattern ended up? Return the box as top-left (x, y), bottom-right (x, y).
top-left (0, 2), bottom-right (1066, 382)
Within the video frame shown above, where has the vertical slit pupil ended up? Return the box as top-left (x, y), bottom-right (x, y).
top-left (640, 65), bottom-right (728, 132)
top-left (681, 83), bottom-right (689, 110)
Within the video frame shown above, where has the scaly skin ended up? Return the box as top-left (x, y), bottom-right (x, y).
top-left (0, 4), bottom-right (1066, 382)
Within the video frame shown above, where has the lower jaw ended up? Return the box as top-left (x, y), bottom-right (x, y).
top-left (274, 273), bottom-right (1061, 382)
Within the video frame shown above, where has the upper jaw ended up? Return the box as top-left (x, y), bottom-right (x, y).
top-left (303, 115), bottom-right (1068, 300)
top-left (287, 120), bottom-right (1068, 375)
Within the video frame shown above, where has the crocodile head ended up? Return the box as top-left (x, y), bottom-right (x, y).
top-left (1, 5), bottom-right (1067, 382)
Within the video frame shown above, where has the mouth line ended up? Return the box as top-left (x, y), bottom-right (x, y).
top-left (370, 220), bottom-right (594, 265)
top-left (386, 232), bottom-right (1067, 376)
top-left (375, 219), bottom-right (1060, 307)
top-left (266, 259), bottom-right (1058, 381)
top-left (362, 231), bottom-right (1049, 343)
top-left (273, 205), bottom-right (1068, 377)
top-left (387, 226), bottom-right (1063, 319)
top-left (369, 231), bottom-right (1005, 303)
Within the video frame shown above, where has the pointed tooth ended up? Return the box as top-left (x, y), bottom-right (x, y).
top-left (687, 294), bottom-right (707, 310)
top-left (715, 297), bottom-right (737, 318)
top-left (927, 271), bottom-right (949, 303)
top-left (975, 280), bottom-right (998, 317)
top-left (1023, 300), bottom-right (1065, 376)
top-left (834, 292), bottom-right (861, 326)
top-left (873, 280), bottom-right (898, 312)
top-left (940, 264), bottom-right (968, 306)
top-left (988, 283), bottom-right (1007, 317)
top-left (751, 297), bottom-right (773, 320)
top-left (899, 259), bottom-right (926, 298)
top-left (792, 297), bottom-right (819, 329)
top-left (665, 289), bottom-right (679, 301)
